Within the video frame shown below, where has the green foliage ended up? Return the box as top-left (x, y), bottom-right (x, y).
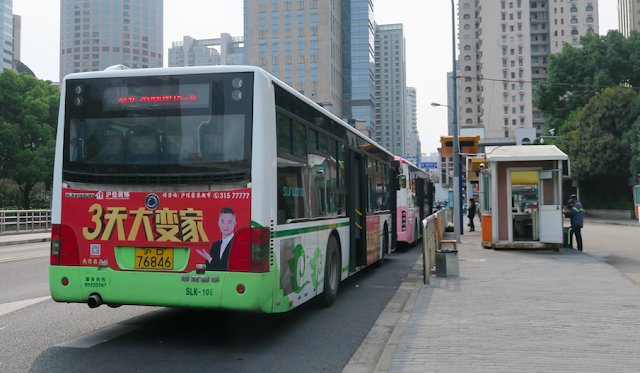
top-left (0, 70), bottom-right (59, 209)
top-left (534, 30), bottom-right (640, 133)
top-left (561, 87), bottom-right (638, 180)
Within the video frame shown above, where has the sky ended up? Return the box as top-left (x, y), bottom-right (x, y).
top-left (13, 0), bottom-right (620, 155)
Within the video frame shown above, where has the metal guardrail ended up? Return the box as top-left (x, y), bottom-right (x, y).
top-left (0, 210), bottom-right (52, 234)
top-left (422, 208), bottom-right (451, 284)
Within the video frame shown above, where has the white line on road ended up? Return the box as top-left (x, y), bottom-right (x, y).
top-left (0, 296), bottom-right (51, 317)
top-left (0, 326), bottom-right (7, 330)
top-left (55, 324), bottom-right (141, 348)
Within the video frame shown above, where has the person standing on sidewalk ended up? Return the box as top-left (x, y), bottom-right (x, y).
top-left (468, 198), bottom-right (477, 232)
top-left (564, 194), bottom-right (584, 251)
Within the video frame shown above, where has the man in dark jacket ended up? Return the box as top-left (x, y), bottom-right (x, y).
top-left (468, 198), bottom-right (477, 232)
top-left (564, 194), bottom-right (584, 251)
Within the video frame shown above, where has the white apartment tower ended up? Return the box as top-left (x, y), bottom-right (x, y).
top-left (619, 0), bottom-right (640, 36)
top-left (458, 0), bottom-right (598, 145)
top-left (374, 23), bottom-right (407, 157)
top-left (405, 87), bottom-right (420, 158)
top-left (245, 0), bottom-right (342, 116)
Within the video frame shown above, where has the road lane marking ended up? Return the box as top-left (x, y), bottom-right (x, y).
top-left (0, 254), bottom-right (48, 263)
top-left (56, 324), bottom-right (141, 348)
top-left (0, 326), bottom-right (7, 330)
top-left (0, 296), bottom-right (51, 317)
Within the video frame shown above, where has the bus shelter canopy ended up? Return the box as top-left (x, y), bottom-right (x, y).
top-left (485, 145), bottom-right (568, 162)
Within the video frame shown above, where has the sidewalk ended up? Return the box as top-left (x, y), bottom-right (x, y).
top-left (0, 232), bottom-right (51, 246)
top-left (385, 226), bottom-right (640, 372)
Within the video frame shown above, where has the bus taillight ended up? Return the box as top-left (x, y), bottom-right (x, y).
top-left (50, 225), bottom-right (61, 265)
top-left (51, 224), bottom-right (80, 266)
top-left (228, 227), bottom-right (270, 273)
top-left (250, 228), bottom-right (270, 273)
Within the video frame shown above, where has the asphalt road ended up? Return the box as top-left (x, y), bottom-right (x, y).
top-left (581, 222), bottom-right (640, 285)
top-left (0, 242), bottom-right (423, 373)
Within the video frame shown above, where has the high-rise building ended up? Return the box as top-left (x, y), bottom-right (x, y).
top-left (12, 14), bottom-right (19, 62)
top-left (244, 0), bottom-right (342, 116)
top-left (1, 0), bottom-right (13, 72)
top-left (168, 34), bottom-right (244, 67)
top-left (619, 0), bottom-right (640, 36)
top-left (458, 0), bottom-right (598, 146)
top-left (341, 0), bottom-right (375, 135)
top-left (374, 23), bottom-right (407, 156)
top-left (59, 0), bottom-right (164, 82)
top-left (405, 87), bottom-right (420, 158)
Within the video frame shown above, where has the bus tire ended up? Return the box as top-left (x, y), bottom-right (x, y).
top-left (320, 235), bottom-right (341, 307)
top-left (374, 225), bottom-right (388, 268)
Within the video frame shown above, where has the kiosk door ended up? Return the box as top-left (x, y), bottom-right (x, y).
top-left (538, 170), bottom-right (563, 244)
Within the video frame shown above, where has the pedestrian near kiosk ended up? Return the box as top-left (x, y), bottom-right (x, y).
top-left (564, 194), bottom-right (584, 251)
top-left (468, 198), bottom-right (477, 232)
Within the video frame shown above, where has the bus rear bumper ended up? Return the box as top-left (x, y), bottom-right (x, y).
top-left (49, 266), bottom-right (276, 313)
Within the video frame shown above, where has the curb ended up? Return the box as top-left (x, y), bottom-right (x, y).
top-left (585, 220), bottom-right (640, 227)
top-left (373, 278), bottom-right (422, 373)
top-left (342, 256), bottom-right (425, 373)
top-left (0, 238), bottom-right (51, 247)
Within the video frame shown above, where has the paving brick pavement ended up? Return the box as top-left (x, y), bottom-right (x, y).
top-left (387, 228), bottom-right (640, 372)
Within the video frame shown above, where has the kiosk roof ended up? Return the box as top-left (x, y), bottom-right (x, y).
top-left (485, 145), bottom-right (568, 162)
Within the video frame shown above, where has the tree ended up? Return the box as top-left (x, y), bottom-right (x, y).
top-left (560, 87), bottom-right (640, 207)
top-left (534, 30), bottom-right (640, 132)
top-left (0, 70), bottom-right (59, 209)
top-left (562, 87), bottom-right (638, 178)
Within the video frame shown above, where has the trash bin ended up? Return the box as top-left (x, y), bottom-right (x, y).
top-left (435, 249), bottom-right (459, 277)
top-left (563, 226), bottom-right (573, 248)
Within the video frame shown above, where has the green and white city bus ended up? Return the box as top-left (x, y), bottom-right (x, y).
top-left (50, 66), bottom-right (399, 313)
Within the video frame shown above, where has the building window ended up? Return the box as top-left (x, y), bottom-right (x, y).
top-left (571, 18), bottom-right (577, 24)
top-left (310, 36), bottom-right (317, 56)
top-left (297, 36), bottom-right (304, 56)
top-left (586, 6), bottom-right (593, 12)
top-left (466, 118), bottom-right (473, 124)
top-left (570, 6), bottom-right (577, 12)
top-left (297, 9), bottom-right (304, 30)
top-left (586, 17), bottom-right (593, 23)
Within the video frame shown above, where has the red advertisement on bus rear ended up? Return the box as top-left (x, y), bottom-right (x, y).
top-left (61, 188), bottom-right (251, 272)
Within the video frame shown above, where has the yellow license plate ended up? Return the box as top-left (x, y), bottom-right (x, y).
top-left (135, 248), bottom-right (173, 270)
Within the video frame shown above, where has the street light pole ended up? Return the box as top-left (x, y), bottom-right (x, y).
top-left (432, 101), bottom-right (461, 243)
top-left (451, 0), bottom-right (462, 243)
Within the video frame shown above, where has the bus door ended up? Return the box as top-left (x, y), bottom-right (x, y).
top-left (390, 161), bottom-right (400, 252)
top-left (416, 178), bottom-right (426, 222)
top-left (347, 149), bottom-right (367, 271)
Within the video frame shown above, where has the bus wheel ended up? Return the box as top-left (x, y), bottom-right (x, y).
top-left (320, 235), bottom-right (341, 307)
top-left (374, 227), bottom-right (387, 268)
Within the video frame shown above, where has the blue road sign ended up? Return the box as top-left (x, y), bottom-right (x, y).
top-left (420, 162), bottom-right (438, 169)
top-left (404, 157), bottom-right (419, 164)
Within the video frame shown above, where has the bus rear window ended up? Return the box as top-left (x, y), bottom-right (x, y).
top-left (62, 72), bottom-right (253, 180)
top-left (68, 115), bottom-right (246, 165)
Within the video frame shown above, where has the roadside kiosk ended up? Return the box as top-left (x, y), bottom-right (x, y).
top-left (478, 145), bottom-right (568, 249)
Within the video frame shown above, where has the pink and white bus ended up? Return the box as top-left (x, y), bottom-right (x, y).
top-left (394, 158), bottom-right (430, 247)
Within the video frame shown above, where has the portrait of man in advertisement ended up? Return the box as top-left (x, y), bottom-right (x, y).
top-left (196, 207), bottom-right (236, 271)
